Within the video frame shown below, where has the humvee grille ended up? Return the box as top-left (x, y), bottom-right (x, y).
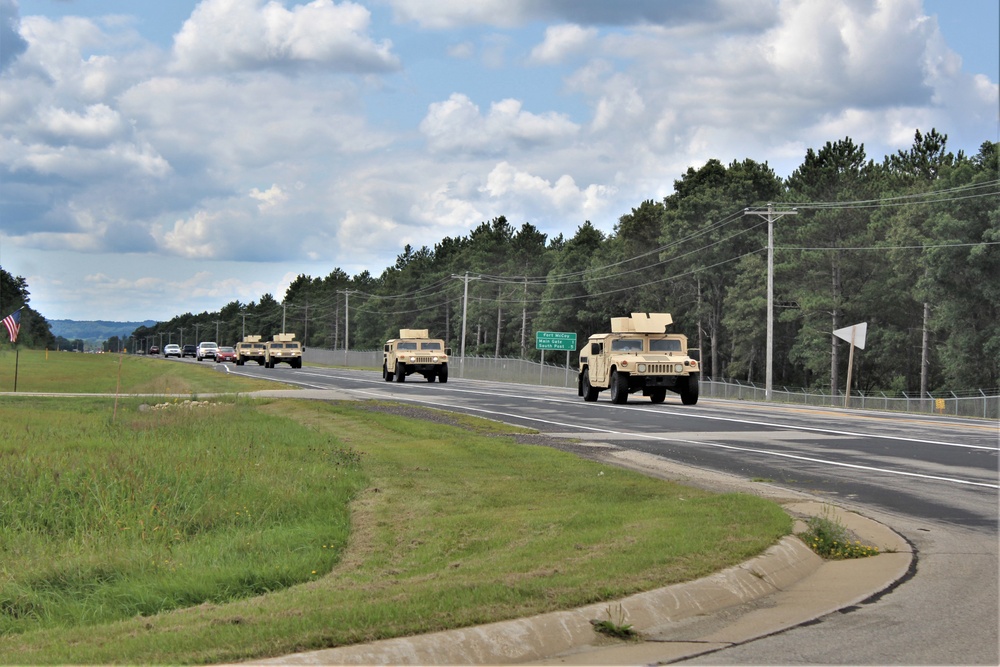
top-left (643, 363), bottom-right (684, 374)
top-left (410, 355), bottom-right (438, 363)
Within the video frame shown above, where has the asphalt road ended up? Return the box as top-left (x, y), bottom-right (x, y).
top-left (207, 360), bottom-right (999, 665)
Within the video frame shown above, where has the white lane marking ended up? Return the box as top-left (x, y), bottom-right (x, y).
top-left (336, 385), bottom-right (999, 490)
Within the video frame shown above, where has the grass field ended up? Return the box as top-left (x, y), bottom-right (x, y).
top-left (0, 348), bottom-right (279, 395)
top-left (0, 350), bottom-right (793, 664)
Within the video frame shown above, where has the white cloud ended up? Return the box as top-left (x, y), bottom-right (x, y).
top-left (36, 104), bottom-right (124, 144)
top-left (171, 0), bottom-right (400, 73)
top-left (529, 24), bottom-right (597, 65)
top-left (420, 93), bottom-right (579, 154)
top-left (482, 161), bottom-right (614, 218)
top-left (156, 210), bottom-right (223, 259)
top-left (387, 0), bottom-right (521, 29)
top-left (250, 184), bottom-right (288, 211)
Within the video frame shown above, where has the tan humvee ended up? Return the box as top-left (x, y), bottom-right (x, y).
top-left (264, 333), bottom-right (302, 369)
top-left (235, 335), bottom-right (266, 366)
top-left (383, 329), bottom-right (450, 383)
top-left (578, 313), bottom-right (700, 405)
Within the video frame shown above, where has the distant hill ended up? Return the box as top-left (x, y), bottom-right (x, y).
top-left (49, 319), bottom-right (158, 341)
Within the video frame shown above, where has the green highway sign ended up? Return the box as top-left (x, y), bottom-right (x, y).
top-left (535, 331), bottom-right (577, 351)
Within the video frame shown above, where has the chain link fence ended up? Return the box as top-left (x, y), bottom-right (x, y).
top-left (303, 348), bottom-right (999, 420)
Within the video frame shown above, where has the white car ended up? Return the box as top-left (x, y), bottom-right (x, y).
top-left (163, 344), bottom-right (181, 358)
top-left (196, 341), bottom-right (219, 361)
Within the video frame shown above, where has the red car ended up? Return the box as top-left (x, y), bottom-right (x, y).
top-left (215, 346), bottom-right (237, 363)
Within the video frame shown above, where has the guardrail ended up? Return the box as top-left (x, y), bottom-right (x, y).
top-left (303, 348), bottom-right (999, 420)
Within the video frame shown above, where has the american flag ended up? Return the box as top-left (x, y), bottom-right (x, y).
top-left (3, 309), bottom-right (21, 343)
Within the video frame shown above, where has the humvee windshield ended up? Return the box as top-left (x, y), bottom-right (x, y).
top-left (611, 339), bottom-right (643, 352)
top-left (649, 339), bottom-right (682, 352)
top-left (398, 342), bottom-right (418, 350)
top-left (421, 342), bottom-right (442, 350)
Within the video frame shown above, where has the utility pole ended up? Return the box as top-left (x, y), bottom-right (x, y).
top-left (452, 272), bottom-right (480, 378)
top-left (214, 320), bottom-right (222, 344)
top-left (744, 204), bottom-right (797, 401)
top-left (337, 290), bottom-right (356, 362)
top-left (282, 303), bottom-right (286, 332)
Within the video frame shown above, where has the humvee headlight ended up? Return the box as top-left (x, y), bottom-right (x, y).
top-left (432, 356), bottom-right (439, 362)
top-left (637, 363), bottom-right (646, 373)
top-left (674, 364), bottom-right (683, 373)
top-left (409, 356), bottom-right (417, 362)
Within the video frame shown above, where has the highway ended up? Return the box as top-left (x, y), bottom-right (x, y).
top-left (214, 360), bottom-right (999, 664)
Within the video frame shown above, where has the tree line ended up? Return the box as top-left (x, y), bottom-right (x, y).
top-left (7, 130), bottom-right (999, 394)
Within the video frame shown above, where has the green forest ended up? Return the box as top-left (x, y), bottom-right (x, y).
top-left (5, 131), bottom-right (999, 394)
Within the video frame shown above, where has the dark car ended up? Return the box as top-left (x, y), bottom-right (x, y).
top-left (148, 345), bottom-right (160, 355)
top-left (182, 344), bottom-right (197, 358)
top-left (215, 346), bottom-right (236, 363)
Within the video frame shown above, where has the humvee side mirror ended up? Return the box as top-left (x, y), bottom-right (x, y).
top-left (445, 347), bottom-right (452, 356)
top-left (384, 345), bottom-right (390, 352)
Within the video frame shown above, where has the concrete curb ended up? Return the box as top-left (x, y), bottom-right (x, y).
top-left (239, 504), bottom-right (912, 666)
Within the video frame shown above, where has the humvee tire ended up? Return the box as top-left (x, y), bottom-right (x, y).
top-left (680, 375), bottom-right (699, 405)
top-left (582, 372), bottom-right (599, 402)
top-left (395, 362), bottom-right (406, 382)
top-left (438, 364), bottom-right (448, 383)
top-left (648, 388), bottom-right (667, 404)
top-left (610, 370), bottom-right (629, 404)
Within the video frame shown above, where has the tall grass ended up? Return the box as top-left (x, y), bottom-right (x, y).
top-left (0, 396), bottom-right (365, 634)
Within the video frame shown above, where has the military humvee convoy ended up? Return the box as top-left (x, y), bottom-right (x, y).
top-left (230, 317), bottom-right (699, 408)
top-left (383, 329), bottom-right (450, 382)
top-left (578, 313), bottom-right (699, 405)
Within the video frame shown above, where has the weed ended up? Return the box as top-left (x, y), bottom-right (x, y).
top-left (799, 509), bottom-right (880, 559)
top-left (590, 603), bottom-right (637, 640)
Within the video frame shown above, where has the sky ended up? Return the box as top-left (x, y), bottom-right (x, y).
top-left (1, 0), bottom-right (998, 323)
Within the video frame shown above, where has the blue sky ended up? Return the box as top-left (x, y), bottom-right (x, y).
top-left (1, 0), bottom-right (997, 322)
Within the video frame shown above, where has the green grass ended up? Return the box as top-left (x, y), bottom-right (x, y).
top-left (0, 348), bottom-right (281, 394)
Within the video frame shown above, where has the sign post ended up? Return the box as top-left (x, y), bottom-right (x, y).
top-left (535, 331), bottom-right (577, 386)
top-left (833, 322), bottom-right (868, 408)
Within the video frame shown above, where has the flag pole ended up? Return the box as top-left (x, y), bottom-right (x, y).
top-left (13, 344), bottom-right (19, 393)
